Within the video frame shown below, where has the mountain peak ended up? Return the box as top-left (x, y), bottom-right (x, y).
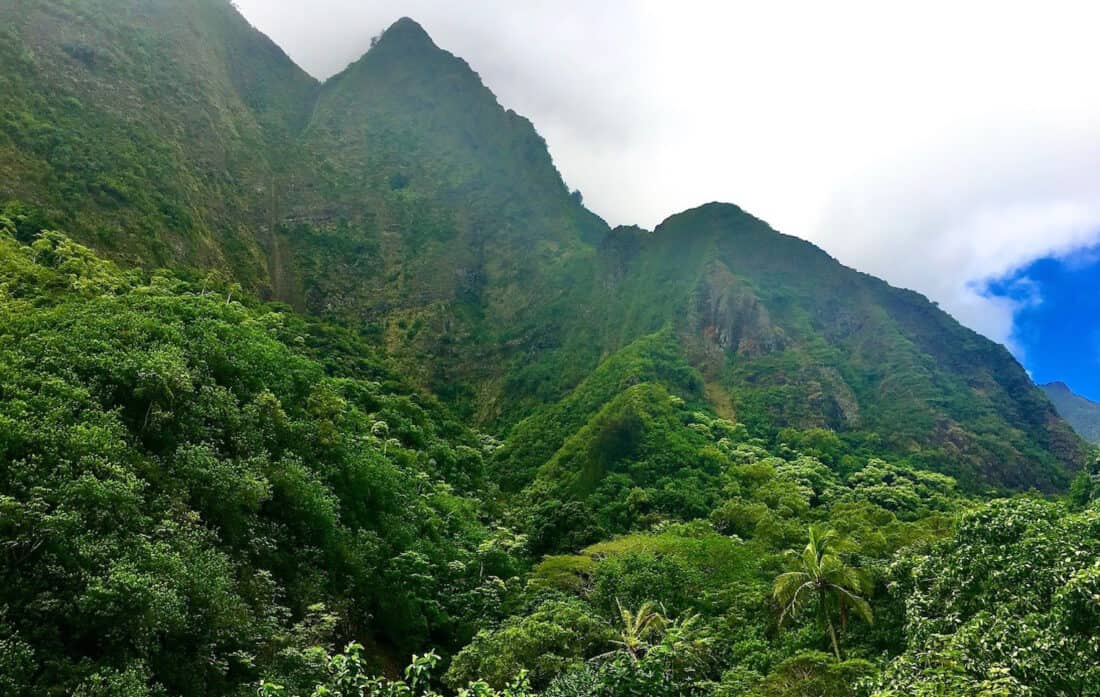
top-left (653, 202), bottom-right (783, 245)
top-left (657, 202), bottom-right (764, 230)
top-left (373, 17), bottom-right (437, 53)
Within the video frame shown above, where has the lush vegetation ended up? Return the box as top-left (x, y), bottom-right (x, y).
top-left (0, 0), bottom-right (316, 277)
top-left (2, 3), bottom-right (1098, 696)
top-left (0, 1), bottom-right (1084, 486)
top-left (0, 225), bottom-right (520, 695)
top-left (3, 224), bottom-right (1097, 695)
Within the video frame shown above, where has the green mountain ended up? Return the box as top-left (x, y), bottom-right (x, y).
top-left (2, 5), bottom-right (1098, 695)
top-left (0, 6), bottom-right (1082, 491)
top-left (1041, 381), bottom-right (1100, 443)
top-left (0, 0), bottom-right (318, 277)
top-left (581, 204), bottom-right (1084, 490)
top-left (280, 17), bottom-right (606, 411)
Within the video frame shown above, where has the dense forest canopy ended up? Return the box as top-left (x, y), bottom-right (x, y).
top-left (1, 3), bottom-right (1098, 696)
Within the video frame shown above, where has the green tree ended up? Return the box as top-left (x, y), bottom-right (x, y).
top-left (445, 598), bottom-right (613, 690)
top-left (755, 651), bottom-right (876, 697)
top-left (772, 526), bottom-right (872, 660)
top-left (1068, 470), bottom-right (1094, 509)
top-left (874, 499), bottom-right (1100, 695)
top-left (260, 643), bottom-right (535, 697)
top-left (607, 600), bottom-right (668, 662)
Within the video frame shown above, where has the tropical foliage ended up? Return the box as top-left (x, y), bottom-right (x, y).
top-left (1, 3), bottom-right (1097, 696)
top-left (773, 526), bottom-right (873, 660)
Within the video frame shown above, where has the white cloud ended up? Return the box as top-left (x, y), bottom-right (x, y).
top-left (234, 0), bottom-right (1100, 350)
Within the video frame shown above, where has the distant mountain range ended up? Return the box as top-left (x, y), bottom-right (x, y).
top-left (1041, 382), bottom-right (1100, 443)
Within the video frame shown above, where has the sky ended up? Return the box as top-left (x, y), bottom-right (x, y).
top-left (235, 0), bottom-right (1100, 399)
top-left (985, 246), bottom-right (1100, 400)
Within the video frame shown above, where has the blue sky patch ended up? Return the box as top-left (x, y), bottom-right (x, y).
top-left (984, 245), bottom-right (1100, 401)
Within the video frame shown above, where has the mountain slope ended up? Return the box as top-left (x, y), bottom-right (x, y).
top-left (0, 5), bottom-right (1085, 491)
top-left (279, 17), bottom-right (607, 414)
top-left (578, 203), bottom-right (1085, 489)
top-left (4, 6), bottom-right (1100, 695)
top-left (0, 0), bottom-right (318, 282)
top-left (1042, 382), bottom-right (1100, 443)
top-left (0, 226), bottom-right (509, 695)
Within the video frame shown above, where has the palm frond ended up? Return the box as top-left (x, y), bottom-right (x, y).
top-left (833, 586), bottom-right (874, 624)
top-left (776, 579), bottom-right (816, 626)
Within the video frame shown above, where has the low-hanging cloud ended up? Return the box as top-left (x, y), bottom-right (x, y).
top-left (234, 0), bottom-right (1100, 353)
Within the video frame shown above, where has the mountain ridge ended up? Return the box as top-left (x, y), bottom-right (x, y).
top-left (1041, 381), bottom-right (1100, 443)
top-left (577, 202), bottom-right (1083, 489)
top-left (4, 5), bottom-right (1099, 696)
top-left (0, 4), bottom-right (1086, 489)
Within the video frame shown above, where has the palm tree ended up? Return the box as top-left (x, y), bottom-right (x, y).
top-left (607, 599), bottom-right (667, 661)
top-left (772, 525), bottom-right (873, 660)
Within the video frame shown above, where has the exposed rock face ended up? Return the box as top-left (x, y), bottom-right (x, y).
top-left (692, 262), bottom-right (786, 358)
